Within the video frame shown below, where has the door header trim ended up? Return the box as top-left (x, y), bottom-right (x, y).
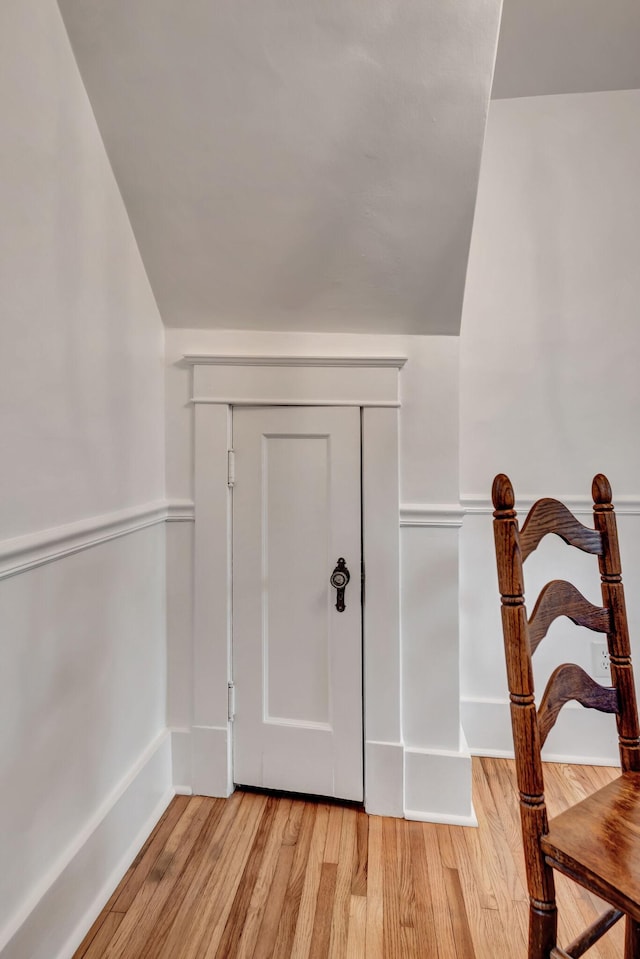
top-left (186, 354), bottom-right (406, 407)
top-left (183, 354), bottom-right (407, 368)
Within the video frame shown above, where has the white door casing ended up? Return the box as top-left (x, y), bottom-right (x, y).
top-left (232, 406), bottom-right (363, 800)
top-left (189, 354), bottom-right (404, 816)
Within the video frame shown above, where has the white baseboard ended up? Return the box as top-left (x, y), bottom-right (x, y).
top-left (1, 732), bottom-right (173, 959)
top-left (403, 807), bottom-right (478, 827)
top-left (174, 730), bottom-right (405, 812)
top-left (461, 698), bottom-right (620, 766)
top-left (191, 725), bottom-right (233, 797)
top-left (403, 738), bottom-right (477, 826)
top-left (364, 741), bottom-right (404, 817)
top-left (169, 725), bottom-right (232, 797)
top-left (170, 725), bottom-right (232, 797)
top-left (170, 727), bottom-right (193, 792)
top-left (171, 728), bottom-right (480, 822)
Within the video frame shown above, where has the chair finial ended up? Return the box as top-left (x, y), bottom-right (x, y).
top-left (592, 474), bottom-right (612, 506)
top-left (492, 473), bottom-right (515, 511)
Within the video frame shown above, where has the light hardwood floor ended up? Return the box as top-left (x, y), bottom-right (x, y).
top-left (73, 758), bottom-right (623, 959)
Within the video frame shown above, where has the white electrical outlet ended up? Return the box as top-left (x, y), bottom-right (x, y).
top-left (591, 639), bottom-right (611, 680)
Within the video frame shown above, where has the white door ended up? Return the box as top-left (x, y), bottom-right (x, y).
top-left (232, 406), bottom-right (363, 801)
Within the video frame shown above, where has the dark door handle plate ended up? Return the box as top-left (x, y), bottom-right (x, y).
top-left (330, 558), bottom-right (350, 612)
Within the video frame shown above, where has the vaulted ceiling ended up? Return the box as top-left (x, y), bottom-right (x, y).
top-left (55, 1), bottom-right (640, 335)
top-left (57, 0), bottom-right (502, 334)
top-left (493, 0), bottom-right (640, 99)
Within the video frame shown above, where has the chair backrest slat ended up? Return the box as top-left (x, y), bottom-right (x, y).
top-left (537, 664), bottom-right (618, 749)
top-left (528, 580), bottom-right (611, 654)
top-left (519, 498), bottom-right (604, 562)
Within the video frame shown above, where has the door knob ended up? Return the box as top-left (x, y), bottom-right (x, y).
top-left (330, 558), bottom-right (350, 612)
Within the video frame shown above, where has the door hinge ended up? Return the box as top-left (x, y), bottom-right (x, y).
top-left (228, 681), bottom-right (236, 722)
top-left (227, 449), bottom-right (236, 488)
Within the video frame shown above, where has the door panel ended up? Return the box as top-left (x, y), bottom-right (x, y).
top-left (263, 434), bottom-right (331, 726)
top-left (232, 406), bottom-right (363, 801)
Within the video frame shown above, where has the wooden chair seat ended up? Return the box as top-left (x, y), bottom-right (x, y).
top-left (543, 772), bottom-right (640, 922)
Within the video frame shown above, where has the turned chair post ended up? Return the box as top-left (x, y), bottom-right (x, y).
top-left (492, 475), bottom-right (557, 958)
top-left (493, 472), bottom-right (640, 959)
top-left (593, 476), bottom-right (640, 958)
top-left (592, 475), bottom-right (640, 774)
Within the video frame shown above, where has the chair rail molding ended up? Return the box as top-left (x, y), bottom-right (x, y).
top-left (461, 493), bottom-right (640, 517)
top-left (400, 504), bottom-right (464, 528)
top-left (166, 500), bottom-right (196, 522)
top-left (0, 501), bottom-right (187, 580)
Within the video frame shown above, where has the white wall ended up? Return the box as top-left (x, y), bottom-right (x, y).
top-left (1, 5), bottom-right (164, 539)
top-left (165, 328), bottom-right (472, 822)
top-left (0, 2), bottom-right (168, 956)
top-left (460, 89), bottom-right (640, 762)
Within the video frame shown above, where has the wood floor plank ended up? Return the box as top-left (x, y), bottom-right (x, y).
top-left (350, 811), bottom-right (368, 897)
top-left (231, 798), bottom-right (294, 959)
top-left (134, 791), bottom-right (245, 959)
top-left (327, 807), bottom-right (355, 959)
top-left (194, 793), bottom-right (269, 959)
top-left (283, 799), bottom-right (306, 845)
top-left (309, 862), bottom-right (338, 959)
top-left (436, 819), bottom-right (458, 870)
top-left (443, 866), bottom-right (477, 959)
top-left (110, 795), bottom-right (192, 913)
top-left (364, 816), bottom-right (384, 959)
top-left (73, 913), bottom-right (112, 959)
top-left (449, 823), bottom-right (512, 959)
top-left (81, 914), bottom-right (124, 959)
top-left (73, 758), bottom-right (626, 959)
top-left (251, 845), bottom-right (296, 959)
top-left (99, 796), bottom-right (214, 959)
top-left (290, 803), bottom-right (331, 959)
top-left (102, 796), bottom-right (190, 915)
top-left (395, 820), bottom-right (419, 957)
top-left (395, 817), bottom-right (416, 929)
top-left (214, 796), bottom-right (279, 959)
top-left (472, 758), bottom-right (526, 907)
top-left (407, 821), bottom-right (440, 959)
top-left (381, 817), bottom-right (402, 957)
top-left (270, 802), bottom-right (318, 957)
top-left (482, 758), bottom-right (530, 896)
top-left (324, 805), bottom-right (343, 864)
top-left (421, 823), bottom-right (457, 959)
top-left (345, 895), bottom-right (367, 959)
top-left (132, 798), bottom-right (228, 959)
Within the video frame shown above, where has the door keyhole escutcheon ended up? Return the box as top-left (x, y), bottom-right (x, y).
top-left (330, 558), bottom-right (350, 612)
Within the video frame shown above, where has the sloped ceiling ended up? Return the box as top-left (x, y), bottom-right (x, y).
top-left (57, 1), bottom-right (501, 334)
top-left (493, 0), bottom-right (640, 99)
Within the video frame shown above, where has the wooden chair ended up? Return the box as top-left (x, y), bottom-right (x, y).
top-left (492, 473), bottom-right (640, 959)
